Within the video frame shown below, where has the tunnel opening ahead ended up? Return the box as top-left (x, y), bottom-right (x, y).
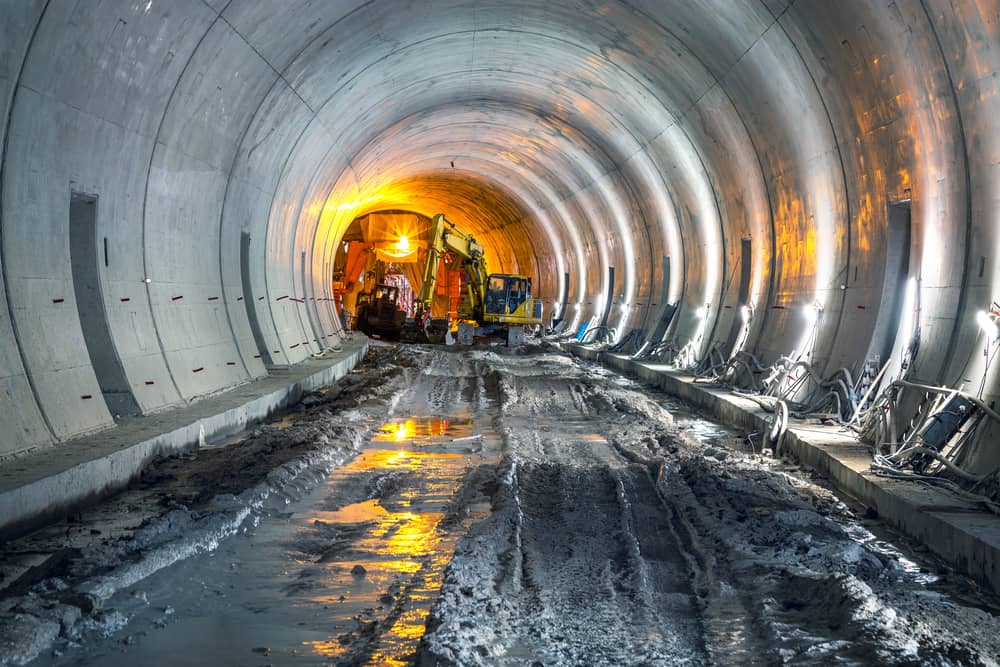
top-left (69, 191), bottom-right (140, 420)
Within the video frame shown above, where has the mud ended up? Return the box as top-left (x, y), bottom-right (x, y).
top-left (0, 345), bottom-right (417, 665)
top-left (420, 351), bottom-right (1000, 666)
top-left (1, 345), bottom-right (999, 666)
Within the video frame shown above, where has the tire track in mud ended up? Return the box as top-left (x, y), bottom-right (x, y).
top-left (423, 349), bottom-right (1000, 666)
top-left (425, 352), bottom-right (712, 665)
top-left (16, 346), bottom-right (999, 666)
top-left (512, 460), bottom-right (706, 665)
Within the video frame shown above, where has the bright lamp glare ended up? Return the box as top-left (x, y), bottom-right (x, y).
top-left (740, 305), bottom-right (751, 324)
top-left (803, 300), bottom-right (824, 324)
top-left (396, 235), bottom-right (410, 252)
top-left (977, 310), bottom-right (999, 340)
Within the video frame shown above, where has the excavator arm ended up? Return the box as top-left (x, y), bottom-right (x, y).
top-left (408, 213), bottom-right (542, 343)
top-left (416, 213), bottom-right (488, 319)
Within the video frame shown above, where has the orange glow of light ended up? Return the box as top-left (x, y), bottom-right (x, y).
top-left (375, 418), bottom-right (457, 441)
top-left (293, 435), bottom-right (492, 666)
top-left (394, 421), bottom-right (412, 441)
top-left (396, 235), bottom-right (410, 252)
top-left (302, 639), bottom-right (344, 658)
top-left (375, 419), bottom-right (417, 442)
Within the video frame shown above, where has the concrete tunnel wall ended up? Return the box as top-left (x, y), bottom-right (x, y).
top-left (0, 1), bottom-right (998, 461)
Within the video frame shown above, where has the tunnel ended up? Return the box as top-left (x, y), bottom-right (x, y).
top-left (2, 1), bottom-right (1000, 664)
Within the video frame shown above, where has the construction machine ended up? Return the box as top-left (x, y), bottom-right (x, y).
top-left (355, 283), bottom-right (407, 339)
top-left (354, 258), bottom-right (407, 339)
top-left (402, 213), bottom-right (542, 344)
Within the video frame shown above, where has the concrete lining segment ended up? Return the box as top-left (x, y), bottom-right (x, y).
top-left (567, 344), bottom-right (1000, 595)
top-left (0, 337), bottom-right (368, 542)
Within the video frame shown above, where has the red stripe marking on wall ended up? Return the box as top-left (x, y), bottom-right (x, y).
top-left (276, 295), bottom-right (288, 301)
top-left (52, 298), bottom-right (64, 304)
top-left (81, 395), bottom-right (93, 399)
top-left (226, 362), bottom-right (236, 366)
top-left (192, 367), bottom-right (204, 373)
top-left (145, 380), bottom-right (155, 385)
top-left (208, 296), bottom-right (219, 301)
top-left (171, 295), bottom-right (184, 301)
top-left (120, 297), bottom-right (131, 302)
top-left (290, 343), bottom-right (300, 349)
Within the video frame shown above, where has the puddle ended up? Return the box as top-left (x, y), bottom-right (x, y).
top-left (47, 410), bottom-right (501, 667)
top-left (275, 417), bottom-right (502, 665)
top-left (374, 417), bottom-right (474, 442)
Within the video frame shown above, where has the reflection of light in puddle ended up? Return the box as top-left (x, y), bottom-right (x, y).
top-left (302, 639), bottom-right (341, 657)
top-left (374, 417), bottom-right (474, 441)
top-left (293, 417), bottom-right (497, 664)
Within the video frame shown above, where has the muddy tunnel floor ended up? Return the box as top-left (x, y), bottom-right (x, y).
top-left (2, 344), bottom-right (1000, 666)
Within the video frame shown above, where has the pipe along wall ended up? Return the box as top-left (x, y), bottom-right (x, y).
top-left (0, 1), bottom-right (999, 479)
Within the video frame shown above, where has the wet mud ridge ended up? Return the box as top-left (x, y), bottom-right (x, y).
top-left (2, 345), bottom-right (1000, 666)
top-left (420, 349), bottom-right (1000, 666)
top-left (0, 345), bottom-right (419, 665)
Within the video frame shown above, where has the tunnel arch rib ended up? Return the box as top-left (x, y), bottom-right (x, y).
top-left (0, 0), bottom-right (997, 458)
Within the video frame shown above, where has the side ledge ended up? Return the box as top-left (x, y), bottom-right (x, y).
top-left (0, 339), bottom-right (369, 541)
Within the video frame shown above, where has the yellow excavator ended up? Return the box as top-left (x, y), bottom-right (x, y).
top-left (403, 213), bottom-right (542, 344)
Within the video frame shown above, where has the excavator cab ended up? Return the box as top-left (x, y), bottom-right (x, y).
top-left (484, 275), bottom-right (526, 315)
top-left (483, 274), bottom-right (541, 325)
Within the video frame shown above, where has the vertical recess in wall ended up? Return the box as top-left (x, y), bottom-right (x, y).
top-left (722, 238), bottom-right (753, 356)
top-left (599, 266), bottom-right (615, 331)
top-left (69, 192), bottom-right (141, 419)
top-left (649, 256), bottom-right (677, 345)
top-left (866, 200), bottom-right (912, 366)
top-left (301, 250), bottom-right (324, 351)
top-left (555, 271), bottom-right (569, 324)
top-left (240, 232), bottom-right (272, 367)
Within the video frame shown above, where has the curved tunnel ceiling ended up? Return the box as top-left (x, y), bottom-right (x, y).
top-left (0, 0), bottom-right (998, 455)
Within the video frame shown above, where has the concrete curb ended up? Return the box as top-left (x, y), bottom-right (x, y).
top-left (0, 340), bottom-right (368, 541)
top-left (568, 344), bottom-right (1000, 594)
